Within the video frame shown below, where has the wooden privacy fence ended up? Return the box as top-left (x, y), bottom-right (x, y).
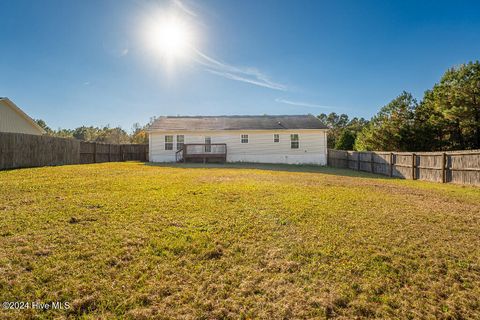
top-left (0, 132), bottom-right (80, 170)
top-left (328, 149), bottom-right (480, 186)
top-left (80, 142), bottom-right (148, 164)
top-left (0, 132), bottom-right (148, 170)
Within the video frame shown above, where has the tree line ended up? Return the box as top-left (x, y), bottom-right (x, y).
top-left (318, 61), bottom-right (480, 151)
top-left (35, 119), bottom-right (156, 144)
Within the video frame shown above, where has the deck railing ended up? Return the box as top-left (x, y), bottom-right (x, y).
top-left (184, 143), bottom-right (226, 155)
top-left (176, 143), bottom-right (227, 163)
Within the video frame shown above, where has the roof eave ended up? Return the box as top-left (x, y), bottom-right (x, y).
top-left (147, 127), bottom-right (328, 132)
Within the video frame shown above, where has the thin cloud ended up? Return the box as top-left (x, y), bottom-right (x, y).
top-left (205, 69), bottom-right (285, 90)
top-left (171, 0), bottom-right (287, 91)
top-left (173, 0), bottom-right (197, 17)
top-left (102, 39), bottom-right (129, 57)
top-left (194, 49), bottom-right (287, 91)
top-left (275, 98), bottom-right (334, 109)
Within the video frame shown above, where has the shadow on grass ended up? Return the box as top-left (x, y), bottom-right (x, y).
top-left (144, 162), bottom-right (395, 180)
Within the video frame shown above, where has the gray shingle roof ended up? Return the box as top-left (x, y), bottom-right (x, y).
top-left (148, 115), bottom-right (327, 131)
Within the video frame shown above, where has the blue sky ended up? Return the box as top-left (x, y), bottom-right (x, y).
top-left (1, 0), bottom-right (479, 131)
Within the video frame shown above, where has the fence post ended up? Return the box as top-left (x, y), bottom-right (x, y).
top-left (389, 152), bottom-right (394, 177)
top-left (441, 152), bottom-right (447, 183)
top-left (370, 152), bottom-right (374, 173)
top-left (411, 153), bottom-right (416, 180)
top-left (121, 145), bottom-right (124, 161)
top-left (93, 142), bottom-right (97, 163)
top-left (108, 144), bottom-right (111, 162)
top-left (357, 152), bottom-right (361, 171)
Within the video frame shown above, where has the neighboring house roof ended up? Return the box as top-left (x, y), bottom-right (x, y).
top-left (148, 115), bottom-right (328, 131)
top-left (0, 97), bottom-right (46, 134)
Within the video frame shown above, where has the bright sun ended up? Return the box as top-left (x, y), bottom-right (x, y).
top-left (146, 14), bottom-right (193, 60)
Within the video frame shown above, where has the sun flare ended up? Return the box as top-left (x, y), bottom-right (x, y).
top-left (146, 14), bottom-right (193, 61)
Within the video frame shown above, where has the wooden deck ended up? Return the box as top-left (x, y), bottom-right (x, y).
top-left (176, 143), bottom-right (227, 163)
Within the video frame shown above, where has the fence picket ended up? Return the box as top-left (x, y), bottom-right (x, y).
top-left (0, 132), bottom-right (148, 170)
top-left (328, 148), bottom-right (479, 186)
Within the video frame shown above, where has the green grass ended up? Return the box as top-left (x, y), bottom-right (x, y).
top-left (0, 162), bottom-right (479, 319)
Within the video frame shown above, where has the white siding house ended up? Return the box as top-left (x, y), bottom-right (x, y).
top-left (0, 97), bottom-right (45, 135)
top-left (148, 115), bottom-right (328, 165)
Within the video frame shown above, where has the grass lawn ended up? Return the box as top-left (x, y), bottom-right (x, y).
top-left (1, 162), bottom-right (479, 319)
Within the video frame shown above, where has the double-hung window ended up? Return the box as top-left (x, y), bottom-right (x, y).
top-left (205, 137), bottom-right (211, 152)
top-left (273, 134), bottom-right (280, 143)
top-left (241, 134), bottom-right (249, 143)
top-left (290, 134), bottom-right (299, 149)
top-left (165, 135), bottom-right (173, 150)
top-left (176, 135), bottom-right (184, 150)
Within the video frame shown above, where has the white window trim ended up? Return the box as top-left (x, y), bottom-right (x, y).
top-left (290, 134), bottom-right (299, 149)
top-left (165, 135), bottom-right (174, 150)
top-left (241, 134), bottom-right (249, 143)
top-left (176, 135), bottom-right (184, 150)
top-left (205, 136), bottom-right (211, 152)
